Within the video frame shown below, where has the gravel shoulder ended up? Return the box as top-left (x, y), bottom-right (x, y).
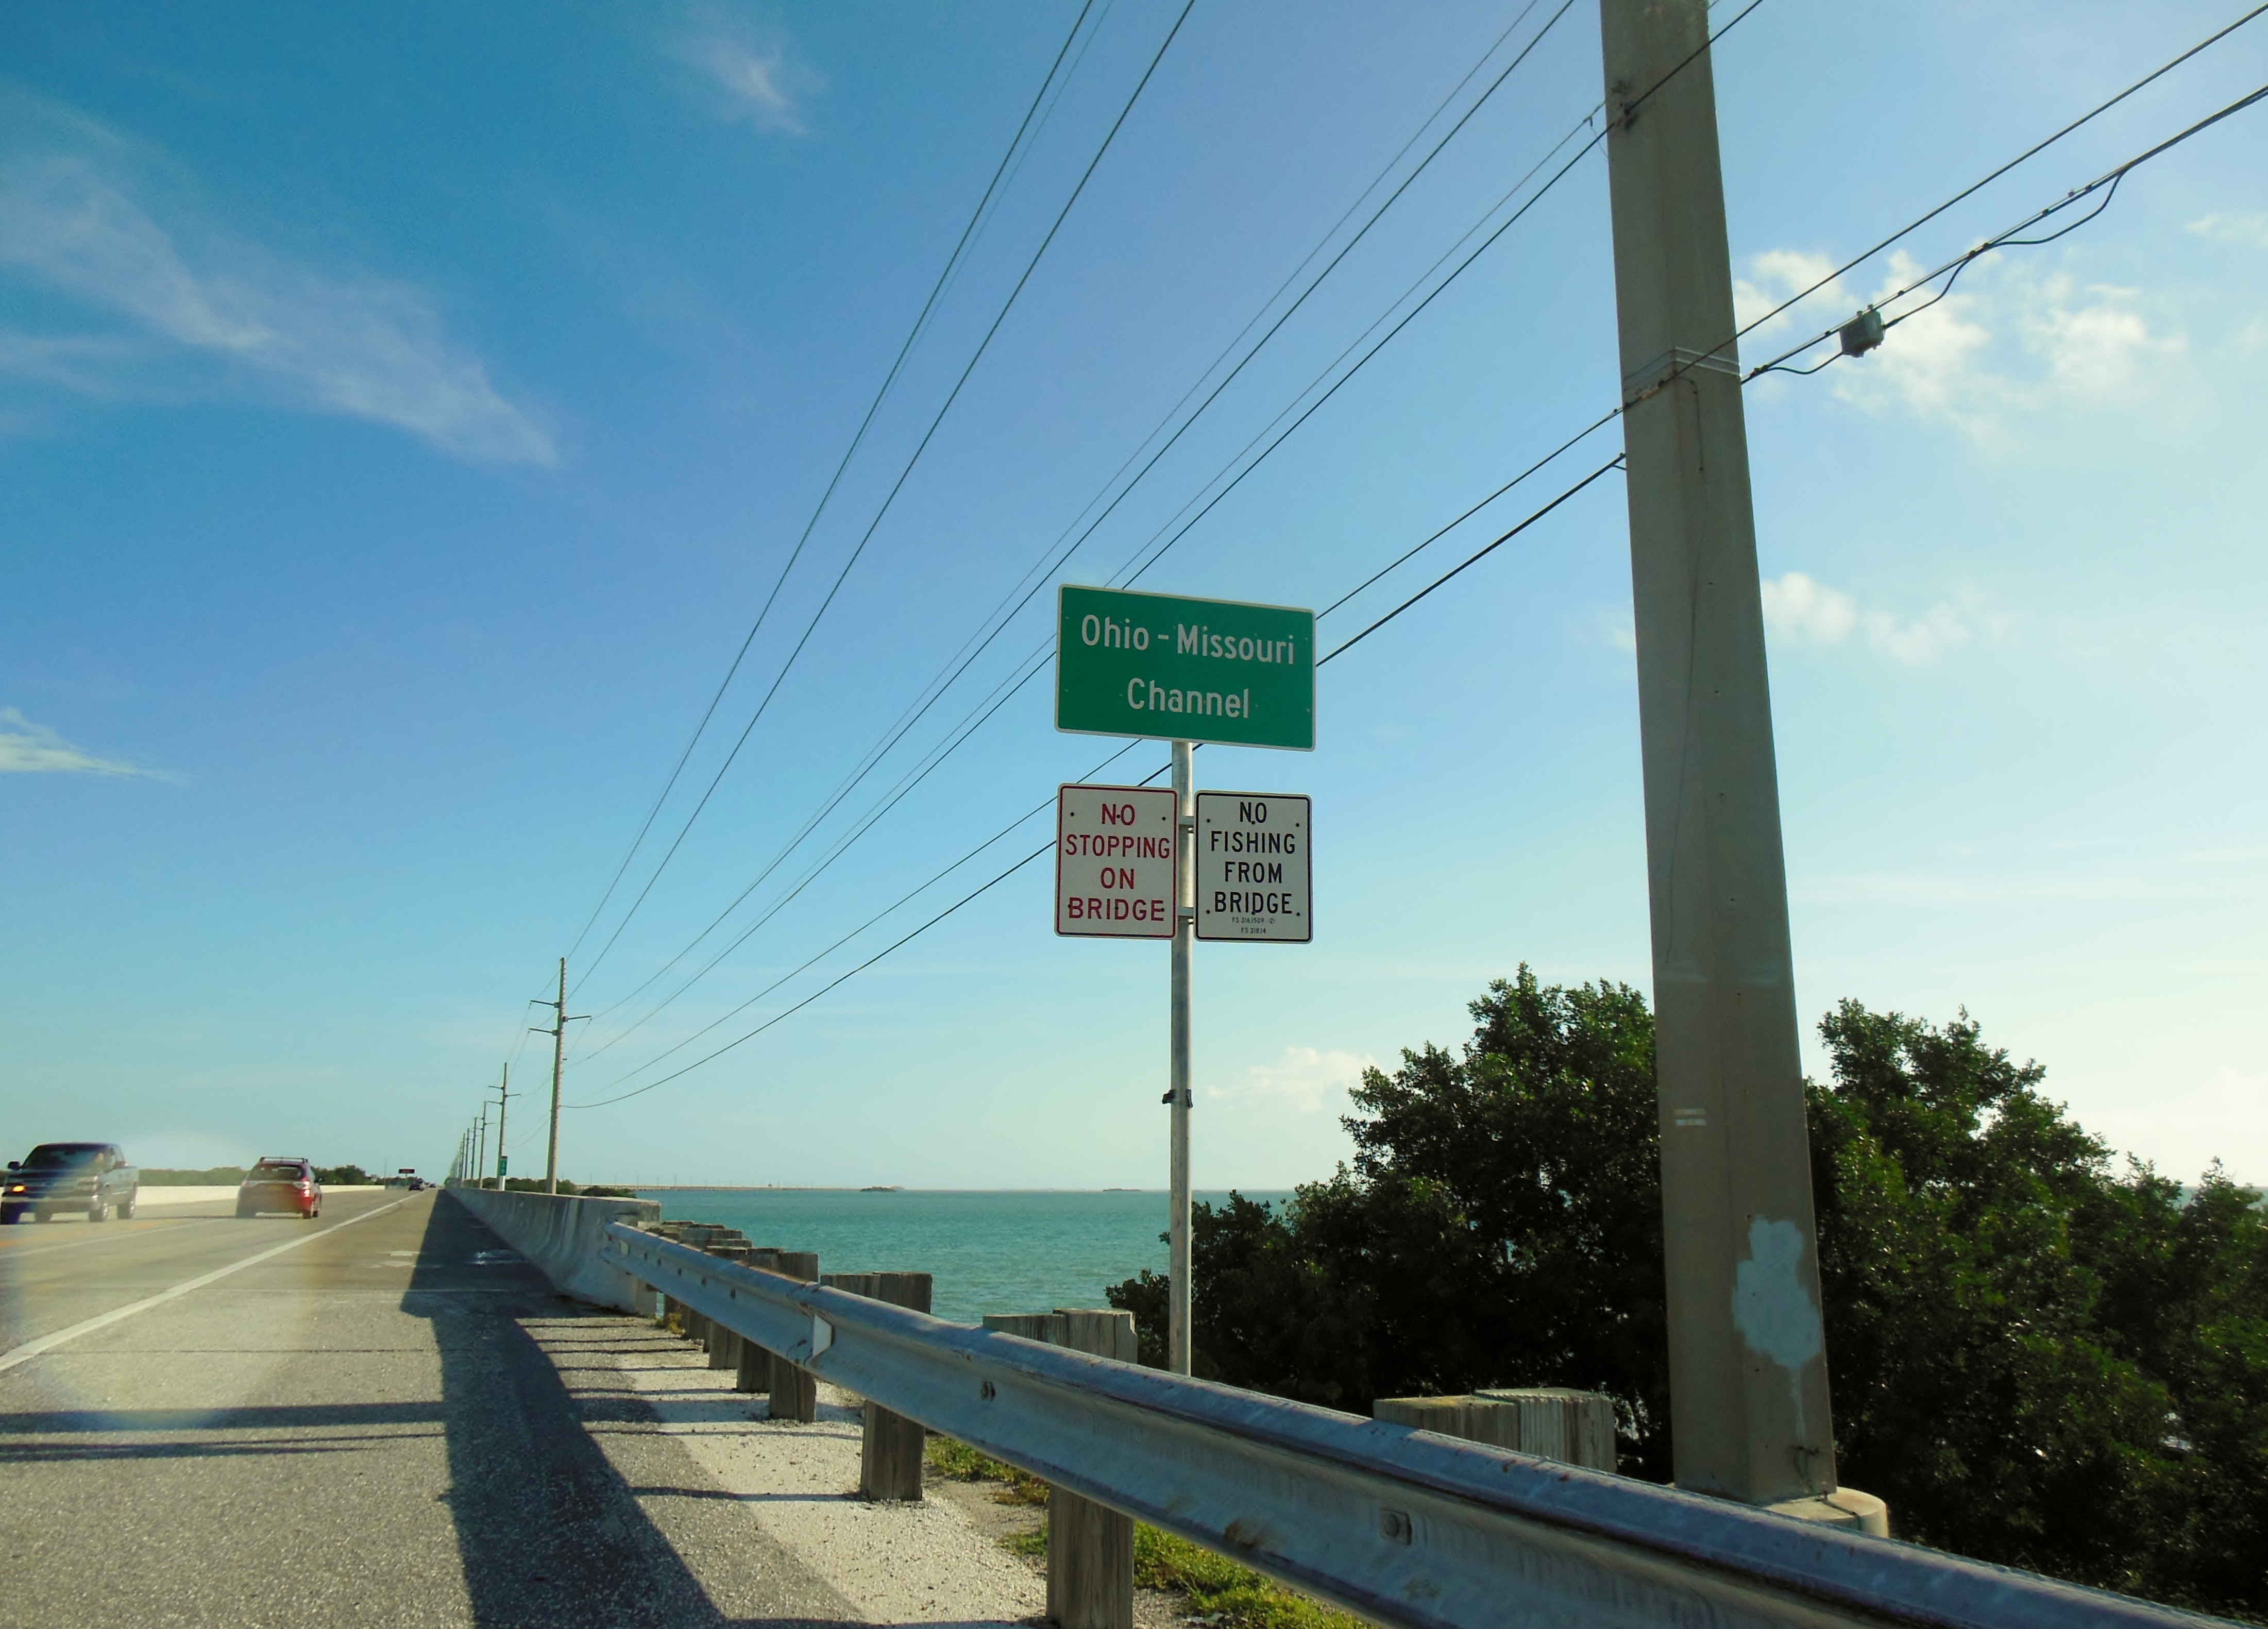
top-left (605, 1328), bottom-right (1050, 1625)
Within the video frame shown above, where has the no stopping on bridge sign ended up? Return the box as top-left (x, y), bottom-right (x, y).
top-left (1056, 783), bottom-right (1178, 938)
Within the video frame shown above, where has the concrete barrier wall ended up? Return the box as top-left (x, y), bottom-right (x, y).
top-left (447, 1186), bottom-right (662, 1314)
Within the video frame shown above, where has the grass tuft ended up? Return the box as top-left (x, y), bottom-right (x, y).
top-left (1135, 1525), bottom-right (1365, 1629)
top-left (924, 1435), bottom-right (1049, 1504)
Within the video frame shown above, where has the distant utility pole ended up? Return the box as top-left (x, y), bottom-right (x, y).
top-left (529, 958), bottom-right (589, 1196)
top-left (492, 1065), bottom-right (516, 1190)
top-left (473, 1104), bottom-right (487, 1190)
top-left (1598, 0), bottom-right (1866, 1523)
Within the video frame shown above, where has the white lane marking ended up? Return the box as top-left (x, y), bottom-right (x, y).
top-left (0, 1196), bottom-right (414, 1376)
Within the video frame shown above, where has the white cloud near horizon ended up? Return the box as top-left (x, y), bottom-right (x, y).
top-left (0, 92), bottom-right (554, 465)
top-left (1759, 571), bottom-right (1982, 664)
top-left (0, 707), bottom-right (163, 777)
top-left (1206, 1046), bottom-right (1374, 1115)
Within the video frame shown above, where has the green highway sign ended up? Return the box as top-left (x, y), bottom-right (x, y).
top-left (1056, 585), bottom-right (1314, 750)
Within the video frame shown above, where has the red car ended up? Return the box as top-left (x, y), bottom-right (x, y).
top-left (237, 1157), bottom-right (322, 1218)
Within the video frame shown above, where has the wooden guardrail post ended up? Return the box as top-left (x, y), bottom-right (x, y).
top-left (1373, 1387), bottom-right (1618, 1471)
top-left (765, 1250), bottom-right (821, 1422)
top-left (701, 1241), bottom-right (754, 1371)
top-left (823, 1271), bottom-right (934, 1501)
top-left (734, 1248), bottom-right (782, 1395)
top-left (984, 1309), bottom-right (1137, 1629)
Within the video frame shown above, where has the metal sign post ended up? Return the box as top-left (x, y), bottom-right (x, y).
top-left (1168, 741), bottom-right (1195, 1375)
top-left (1055, 584), bottom-right (1317, 1378)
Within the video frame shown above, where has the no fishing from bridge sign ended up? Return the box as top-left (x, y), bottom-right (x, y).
top-left (1057, 585), bottom-right (1314, 750)
top-left (1195, 792), bottom-right (1311, 942)
top-left (1056, 783), bottom-right (1178, 938)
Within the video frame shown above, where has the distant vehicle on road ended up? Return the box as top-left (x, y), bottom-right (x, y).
top-left (238, 1158), bottom-right (323, 1219)
top-left (3, 1144), bottom-right (140, 1224)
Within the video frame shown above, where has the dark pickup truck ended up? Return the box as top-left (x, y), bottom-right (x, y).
top-left (3, 1143), bottom-right (141, 1223)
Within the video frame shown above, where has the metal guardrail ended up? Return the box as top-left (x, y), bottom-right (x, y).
top-left (605, 1223), bottom-right (2224, 1629)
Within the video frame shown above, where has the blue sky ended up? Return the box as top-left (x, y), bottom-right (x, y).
top-left (3, 1), bottom-right (2262, 1190)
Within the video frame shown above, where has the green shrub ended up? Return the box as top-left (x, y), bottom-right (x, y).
top-left (1109, 972), bottom-right (2268, 1620)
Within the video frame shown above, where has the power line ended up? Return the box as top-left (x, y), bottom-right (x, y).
top-left (1645, 2), bottom-right (2268, 402)
top-left (575, 646), bottom-right (1055, 1062)
top-left (1117, 113), bottom-right (1609, 589)
top-left (561, 1), bottom-right (1102, 973)
top-left (545, 0), bottom-right (2257, 1116)
top-left (535, 3), bottom-right (1787, 1098)
top-left (1318, 456), bottom-right (1626, 665)
top-left (554, 1), bottom-right (1766, 1072)
top-left (568, 1), bottom-right (1587, 1028)
top-left (571, 453), bottom-right (1623, 1107)
top-left (1747, 77), bottom-right (2268, 381)
top-left (572, 0), bottom-right (1200, 992)
top-left (565, 838), bottom-right (1057, 1111)
top-left (568, 738), bottom-right (1151, 1102)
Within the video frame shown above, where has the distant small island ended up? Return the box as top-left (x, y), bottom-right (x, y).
top-left (860, 1184), bottom-right (904, 1192)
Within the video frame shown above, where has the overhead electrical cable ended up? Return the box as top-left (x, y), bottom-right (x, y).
top-left (1318, 456), bottom-right (1625, 663)
top-left (570, 140), bottom-right (1597, 1051)
top-left (1111, 0), bottom-right (1771, 590)
top-left (565, 741), bottom-right (1156, 1106)
top-left (1747, 77), bottom-right (2268, 381)
top-left (573, 451), bottom-right (1625, 1107)
top-left (565, 839), bottom-right (1058, 1110)
top-left (573, 0), bottom-right (1196, 993)
top-left (558, 0), bottom-right (1771, 1073)
top-left (569, 3), bottom-right (1594, 1029)
top-left (718, 0), bottom-right (1576, 860)
top-left (931, 0), bottom-right (1121, 323)
top-left (576, 646), bottom-right (1057, 1061)
top-left (1117, 117), bottom-right (1610, 588)
top-left (1655, 2), bottom-right (2268, 397)
top-left (561, 0), bottom-right (1101, 975)
top-left (549, 3), bottom-right (1787, 1098)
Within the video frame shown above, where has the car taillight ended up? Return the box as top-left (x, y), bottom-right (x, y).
top-left (298, 1179), bottom-right (312, 1192)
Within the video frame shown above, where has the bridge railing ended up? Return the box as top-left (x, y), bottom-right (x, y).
top-left (602, 1219), bottom-right (2220, 1629)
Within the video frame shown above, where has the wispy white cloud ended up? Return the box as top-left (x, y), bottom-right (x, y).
top-left (672, 12), bottom-right (817, 134)
top-left (0, 91), bottom-right (554, 465)
top-left (0, 707), bottom-right (164, 777)
top-left (2186, 212), bottom-right (2268, 248)
top-left (1759, 571), bottom-right (1984, 664)
top-left (1205, 1046), bottom-right (1374, 1115)
top-left (1736, 246), bottom-right (2188, 445)
top-left (1733, 248), bottom-right (1842, 334)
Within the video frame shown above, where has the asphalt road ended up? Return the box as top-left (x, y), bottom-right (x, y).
top-left (0, 1189), bottom-right (861, 1627)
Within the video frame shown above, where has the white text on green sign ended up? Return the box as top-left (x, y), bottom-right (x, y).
top-left (1056, 585), bottom-right (1314, 750)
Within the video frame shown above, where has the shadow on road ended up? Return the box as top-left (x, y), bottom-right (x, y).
top-left (405, 1193), bottom-right (842, 1628)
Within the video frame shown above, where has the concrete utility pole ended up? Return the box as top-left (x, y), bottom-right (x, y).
top-left (1597, 0), bottom-right (1874, 1527)
top-left (531, 959), bottom-right (588, 1196)
top-left (492, 1065), bottom-right (513, 1190)
top-left (1167, 738), bottom-right (1195, 1376)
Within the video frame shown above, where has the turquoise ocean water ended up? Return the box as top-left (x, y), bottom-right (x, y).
top-left (630, 1189), bottom-right (1285, 1326)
